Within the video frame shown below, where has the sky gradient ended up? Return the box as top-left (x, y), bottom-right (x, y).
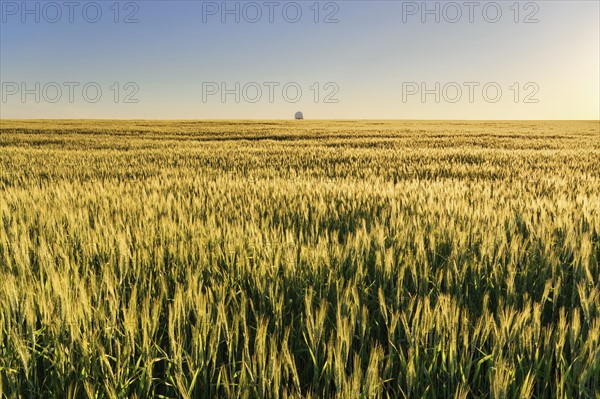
top-left (1, 0), bottom-right (599, 119)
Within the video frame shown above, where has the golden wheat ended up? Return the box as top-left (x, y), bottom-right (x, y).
top-left (0, 120), bottom-right (599, 398)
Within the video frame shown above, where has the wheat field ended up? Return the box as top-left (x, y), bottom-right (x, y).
top-left (0, 120), bottom-right (599, 398)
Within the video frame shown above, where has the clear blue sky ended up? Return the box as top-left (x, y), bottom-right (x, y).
top-left (1, 0), bottom-right (598, 119)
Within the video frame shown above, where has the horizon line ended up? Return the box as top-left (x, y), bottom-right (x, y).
top-left (2, 118), bottom-right (600, 122)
